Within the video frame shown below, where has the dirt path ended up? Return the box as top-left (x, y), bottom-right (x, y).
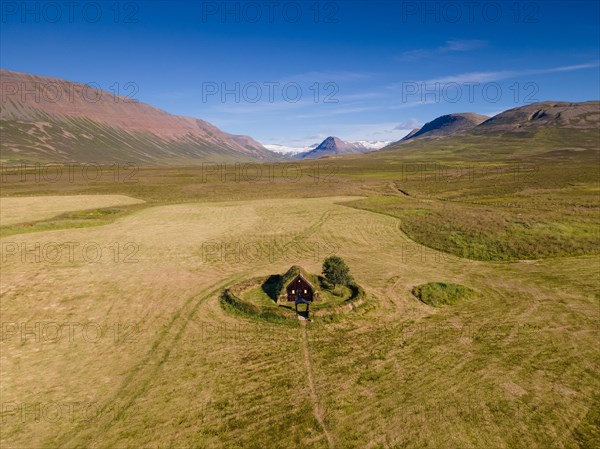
top-left (301, 322), bottom-right (335, 449)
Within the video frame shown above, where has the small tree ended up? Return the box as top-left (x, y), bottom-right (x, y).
top-left (322, 256), bottom-right (352, 293)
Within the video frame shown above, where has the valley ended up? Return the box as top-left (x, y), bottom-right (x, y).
top-left (1, 122), bottom-right (598, 447)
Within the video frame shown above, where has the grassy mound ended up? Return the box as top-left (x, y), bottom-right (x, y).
top-left (411, 282), bottom-right (475, 307)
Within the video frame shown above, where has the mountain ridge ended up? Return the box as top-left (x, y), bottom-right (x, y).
top-left (0, 69), bottom-right (279, 164)
top-left (2, 70), bottom-right (598, 164)
top-left (400, 112), bottom-right (490, 141)
top-left (475, 101), bottom-right (600, 132)
top-left (387, 101), bottom-right (599, 150)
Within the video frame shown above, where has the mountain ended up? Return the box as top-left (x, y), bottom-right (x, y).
top-left (401, 128), bottom-right (420, 140)
top-left (351, 140), bottom-right (391, 150)
top-left (379, 101), bottom-right (599, 156)
top-left (474, 101), bottom-right (600, 132)
top-left (393, 101), bottom-right (599, 147)
top-left (296, 137), bottom-right (384, 159)
top-left (0, 69), bottom-right (280, 164)
top-left (264, 143), bottom-right (320, 155)
top-left (401, 113), bottom-right (490, 141)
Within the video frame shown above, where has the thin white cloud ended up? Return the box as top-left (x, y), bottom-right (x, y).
top-left (294, 105), bottom-right (377, 119)
top-left (210, 98), bottom-right (317, 114)
top-left (425, 71), bottom-right (516, 84)
top-left (394, 118), bottom-right (423, 130)
top-left (338, 92), bottom-right (386, 101)
top-left (293, 99), bottom-right (435, 119)
top-left (444, 39), bottom-right (488, 52)
top-left (422, 61), bottom-right (600, 84)
top-left (400, 39), bottom-right (488, 60)
top-left (284, 71), bottom-right (373, 83)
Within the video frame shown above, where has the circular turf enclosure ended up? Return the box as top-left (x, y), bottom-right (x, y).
top-left (221, 265), bottom-right (366, 323)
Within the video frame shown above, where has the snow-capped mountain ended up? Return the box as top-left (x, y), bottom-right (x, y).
top-left (295, 137), bottom-right (390, 159)
top-left (263, 143), bottom-right (320, 155)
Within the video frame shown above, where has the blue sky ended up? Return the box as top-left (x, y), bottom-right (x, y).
top-left (2, 0), bottom-right (599, 150)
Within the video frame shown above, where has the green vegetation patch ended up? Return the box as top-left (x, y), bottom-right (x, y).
top-left (348, 193), bottom-right (600, 261)
top-left (0, 205), bottom-right (144, 238)
top-left (411, 282), bottom-right (476, 307)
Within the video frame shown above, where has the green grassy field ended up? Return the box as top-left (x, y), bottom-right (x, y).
top-left (1, 131), bottom-right (599, 448)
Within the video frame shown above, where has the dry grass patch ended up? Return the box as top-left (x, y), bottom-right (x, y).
top-left (0, 194), bottom-right (144, 226)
